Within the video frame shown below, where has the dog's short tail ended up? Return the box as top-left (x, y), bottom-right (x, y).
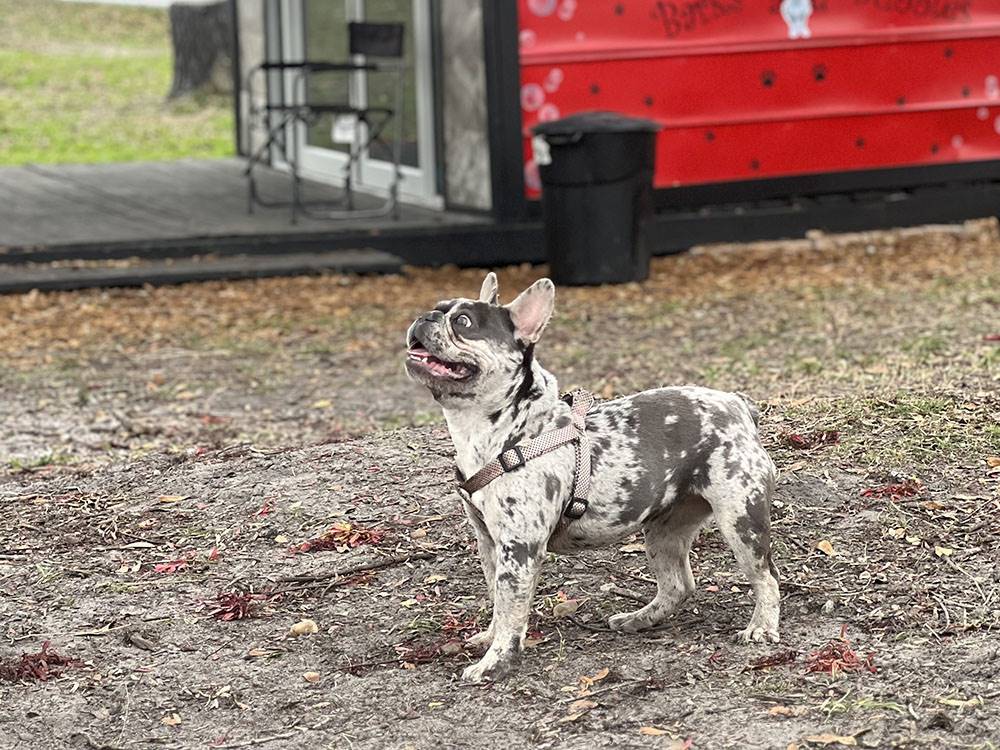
top-left (736, 392), bottom-right (761, 429)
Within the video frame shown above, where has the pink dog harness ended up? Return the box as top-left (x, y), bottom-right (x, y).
top-left (457, 390), bottom-right (595, 520)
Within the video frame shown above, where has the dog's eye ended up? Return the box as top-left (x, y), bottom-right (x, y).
top-left (454, 313), bottom-right (473, 329)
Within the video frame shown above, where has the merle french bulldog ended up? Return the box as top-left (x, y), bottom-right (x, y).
top-left (405, 273), bottom-right (780, 682)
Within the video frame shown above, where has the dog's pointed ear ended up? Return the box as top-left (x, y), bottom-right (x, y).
top-left (478, 272), bottom-right (499, 305)
top-left (505, 278), bottom-right (555, 344)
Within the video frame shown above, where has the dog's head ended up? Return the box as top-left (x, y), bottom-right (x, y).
top-left (404, 273), bottom-right (555, 405)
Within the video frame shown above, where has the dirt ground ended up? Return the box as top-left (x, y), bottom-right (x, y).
top-left (1, 221), bottom-right (999, 748)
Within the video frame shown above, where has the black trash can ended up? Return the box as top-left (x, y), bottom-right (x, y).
top-left (532, 111), bottom-right (661, 286)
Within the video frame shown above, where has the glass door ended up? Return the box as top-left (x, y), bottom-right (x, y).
top-left (278, 0), bottom-right (440, 207)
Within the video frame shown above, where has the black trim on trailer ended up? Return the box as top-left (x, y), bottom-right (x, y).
top-left (482, 0), bottom-right (526, 222)
top-left (655, 158), bottom-right (1000, 209)
top-left (513, 159), bottom-right (1000, 219)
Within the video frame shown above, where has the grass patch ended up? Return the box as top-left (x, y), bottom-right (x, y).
top-left (902, 334), bottom-right (948, 359)
top-left (6, 452), bottom-right (73, 472)
top-left (783, 391), bottom-right (1000, 470)
top-left (0, 0), bottom-right (232, 165)
top-left (819, 693), bottom-right (907, 716)
top-left (377, 412), bottom-right (443, 431)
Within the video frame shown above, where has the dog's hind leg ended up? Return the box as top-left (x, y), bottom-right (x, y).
top-left (608, 495), bottom-right (710, 632)
top-left (709, 473), bottom-right (781, 643)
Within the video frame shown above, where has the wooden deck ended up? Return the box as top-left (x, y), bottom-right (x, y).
top-left (0, 158), bottom-right (481, 253)
top-left (0, 157), bottom-right (549, 292)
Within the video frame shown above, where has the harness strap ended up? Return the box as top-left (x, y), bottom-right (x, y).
top-left (458, 390), bottom-right (595, 520)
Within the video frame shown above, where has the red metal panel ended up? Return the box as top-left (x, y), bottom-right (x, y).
top-left (517, 0), bottom-right (1000, 195)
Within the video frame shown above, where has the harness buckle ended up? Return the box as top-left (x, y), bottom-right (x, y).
top-left (564, 497), bottom-right (588, 520)
top-left (499, 446), bottom-right (526, 472)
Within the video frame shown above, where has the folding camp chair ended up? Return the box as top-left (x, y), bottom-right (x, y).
top-left (244, 21), bottom-right (405, 222)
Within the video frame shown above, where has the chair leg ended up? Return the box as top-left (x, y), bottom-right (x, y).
top-left (290, 120), bottom-right (300, 225)
top-left (344, 160), bottom-right (354, 211)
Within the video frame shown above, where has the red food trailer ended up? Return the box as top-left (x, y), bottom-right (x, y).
top-left (481, 0), bottom-right (1000, 244)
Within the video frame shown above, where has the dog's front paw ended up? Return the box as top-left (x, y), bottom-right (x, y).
top-left (460, 647), bottom-right (516, 683)
top-left (736, 625), bottom-right (780, 644)
top-left (465, 628), bottom-right (494, 650)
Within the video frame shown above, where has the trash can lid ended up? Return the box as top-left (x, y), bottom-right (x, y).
top-left (532, 110), bottom-right (662, 136)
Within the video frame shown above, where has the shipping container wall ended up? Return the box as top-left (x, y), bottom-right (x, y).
top-left (517, 0), bottom-right (1000, 197)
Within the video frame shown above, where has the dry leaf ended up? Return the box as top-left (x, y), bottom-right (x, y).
top-left (804, 733), bottom-right (856, 747)
top-left (157, 495), bottom-right (187, 503)
top-left (160, 713), bottom-right (182, 727)
top-left (289, 618), bottom-right (319, 637)
top-left (986, 456), bottom-right (1000, 468)
top-left (302, 671), bottom-right (320, 683)
top-left (816, 540), bottom-right (836, 556)
top-left (768, 705), bottom-right (805, 717)
top-left (934, 546), bottom-right (953, 557)
top-left (568, 699), bottom-right (598, 713)
top-left (578, 666), bottom-right (610, 689)
top-left (552, 600), bottom-right (580, 618)
top-left (619, 542), bottom-right (646, 553)
top-left (938, 696), bottom-right (983, 708)
top-left (639, 726), bottom-right (668, 736)
top-left (311, 399), bottom-right (332, 409)
top-left (423, 574), bottom-right (447, 584)
top-left (400, 599), bottom-right (419, 608)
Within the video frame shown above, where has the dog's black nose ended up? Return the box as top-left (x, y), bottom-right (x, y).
top-left (407, 313), bottom-right (440, 348)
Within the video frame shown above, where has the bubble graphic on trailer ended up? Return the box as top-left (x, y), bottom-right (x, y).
top-left (527, 0), bottom-right (557, 17)
top-left (780, 0), bottom-right (813, 39)
top-left (520, 83), bottom-right (545, 112)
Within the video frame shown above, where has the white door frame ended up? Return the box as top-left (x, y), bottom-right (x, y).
top-left (274, 0), bottom-right (441, 209)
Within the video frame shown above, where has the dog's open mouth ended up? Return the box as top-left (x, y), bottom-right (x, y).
top-left (406, 344), bottom-right (476, 381)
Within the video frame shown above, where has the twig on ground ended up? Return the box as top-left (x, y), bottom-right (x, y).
top-left (274, 551), bottom-right (436, 592)
top-left (566, 615), bottom-right (616, 633)
top-left (334, 657), bottom-right (401, 673)
top-left (70, 733), bottom-right (124, 750)
top-left (944, 556), bottom-right (989, 605)
top-left (558, 677), bottom-right (679, 704)
top-left (15, 615), bottom-right (171, 641)
top-left (607, 586), bottom-right (649, 604)
top-left (211, 732), bottom-right (298, 749)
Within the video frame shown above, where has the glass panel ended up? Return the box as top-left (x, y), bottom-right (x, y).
top-left (363, 0), bottom-right (418, 167)
top-left (303, 0), bottom-right (350, 154)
